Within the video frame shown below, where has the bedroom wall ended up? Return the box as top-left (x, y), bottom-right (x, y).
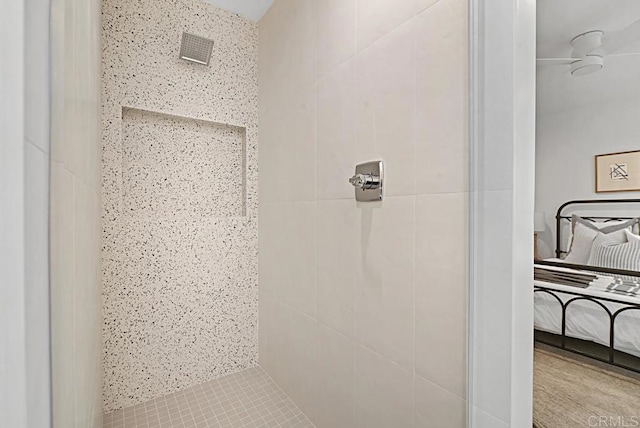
top-left (259, 0), bottom-right (468, 426)
top-left (101, 0), bottom-right (258, 411)
top-left (535, 95), bottom-right (640, 258)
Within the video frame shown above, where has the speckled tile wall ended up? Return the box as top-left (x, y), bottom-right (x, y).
top-left (101, 0), bottom-right (258, 412)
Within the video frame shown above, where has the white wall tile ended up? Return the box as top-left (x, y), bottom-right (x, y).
top-left (284, 86), bottom-right (317, 202)
top-left (415, 193), bottom-right (467, 398)
top-left (356, 20), bottom-right (416, 196)
top-left (72, 0), bottom-right (90, 101)
top-left (317, 0), bottom-right (355, 76)
top-left (258, 290), bottom-right (275, 372)
top-left (415, 0), bottom-right (468, 195)
top-left (316, 199), bottom-right (358, 337)
top-left (356, 0), bottom-right (415, 52)
top-left (259, 0), bottom-right (469, 425)
top-left (279, 201), bottom-right (317, 316)
top-left (258, 102), bottom-right (288, 203)
top-left (258, 5), bottom-right (287, 109)
top-left (50, 162), bottom-right (76, 428)
top-left (262, 0), bottom-right (318, 91)
top-left (58, 0), bottom-right (101, 192)
top-left (50, 0), bottom-right (74, 166)
top-left (73, 179), bottom-right (101, 426)
top-left (415, 375), bottom-right (466, 428)
top-left (261, 296), bottom-right (288, 389)
top-left (50, 0), bottom-right (66, 161)
top-left (416, 0), bottom-right (441, 14)
top-left (50, 0), bottom-right (103, 424)
top-left (355, 345), bottom-right (414, 428)
top-left (315, 325), bottom-right (356, 428)
top-left (258, 202), bottom-right (287, 294)
top-left (354, 196), bottom-right (415, 370)
top-left (317, 60), bottom-right (356, 201)
top-left (261, 201), bottom-right (317, 316)
top-left (268, 300), bottom-right (319, 421)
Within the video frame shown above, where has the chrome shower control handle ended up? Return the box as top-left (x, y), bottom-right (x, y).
top-left (349, 173), bottom-right (366, 188)
top-left (350, 161), bottom-right (383, 202)
top-left (348, 173), bottom-right (380, 190)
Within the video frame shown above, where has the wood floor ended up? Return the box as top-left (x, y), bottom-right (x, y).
top-left (534, 347), bottom-right (640, 428)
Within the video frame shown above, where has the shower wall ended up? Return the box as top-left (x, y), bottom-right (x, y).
top-left (50, 0), bottom-right (103, 425)
top-left (259, 0), bottom-right (468, 426)
top-left (101, 0), bottom-right (258, 411)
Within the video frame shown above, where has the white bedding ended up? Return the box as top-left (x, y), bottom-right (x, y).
top-left (534, 261), bottom-right (640, 358)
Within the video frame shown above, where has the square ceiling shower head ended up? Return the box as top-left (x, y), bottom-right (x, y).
top-left (179, 32), bottom-right (214, 66)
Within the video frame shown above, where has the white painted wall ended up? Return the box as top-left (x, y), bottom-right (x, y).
top-left (535, 95), bottom-right (640, 258)
top-left (25, 0), bottom-right (52, 426)
top-left (0, 1), bottom-right (28, 426)
top-left (1, 0), bottom-right (52, 426)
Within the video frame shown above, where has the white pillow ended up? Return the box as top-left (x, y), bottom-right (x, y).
top-left (625, 229), bottom-right (640, 243)
top-left (565, 219), bottom-right (633, 253)
top-left (587, 233), bottom-right (640, 272)
top-left (564, 216), bottom-right (636, 264)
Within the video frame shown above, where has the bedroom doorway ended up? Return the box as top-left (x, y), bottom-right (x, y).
top-left (533, 1), bottom-right (640, 426)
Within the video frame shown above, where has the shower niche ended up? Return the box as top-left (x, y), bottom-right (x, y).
top-left (121, 106), bottom-right (247, 218)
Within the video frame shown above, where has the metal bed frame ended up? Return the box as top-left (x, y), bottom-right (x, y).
top-left (534, 199), bottom-right (640, 373)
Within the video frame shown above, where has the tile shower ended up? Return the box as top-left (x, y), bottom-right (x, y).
top-left (57, 0), bottom-right (470, 426)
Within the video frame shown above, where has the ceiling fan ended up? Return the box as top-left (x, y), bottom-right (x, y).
top-left (537, 18), bottom-right (640, 76)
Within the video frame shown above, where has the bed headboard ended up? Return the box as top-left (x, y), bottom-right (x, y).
top-left (555, 199), bottom-right (640, 258)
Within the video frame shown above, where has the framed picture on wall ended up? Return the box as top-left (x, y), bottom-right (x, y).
top-left (595, 150), bottom-right (640, 193)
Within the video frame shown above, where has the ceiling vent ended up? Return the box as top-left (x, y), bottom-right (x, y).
top-left (179, 32), bottom-right (214, 66)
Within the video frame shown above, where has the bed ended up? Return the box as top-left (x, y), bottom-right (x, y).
top-left (533, 199), bottom-right (640, 372)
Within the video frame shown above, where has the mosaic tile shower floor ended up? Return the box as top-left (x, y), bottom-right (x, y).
top-left (102, 367), bottom-right (315, 428)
